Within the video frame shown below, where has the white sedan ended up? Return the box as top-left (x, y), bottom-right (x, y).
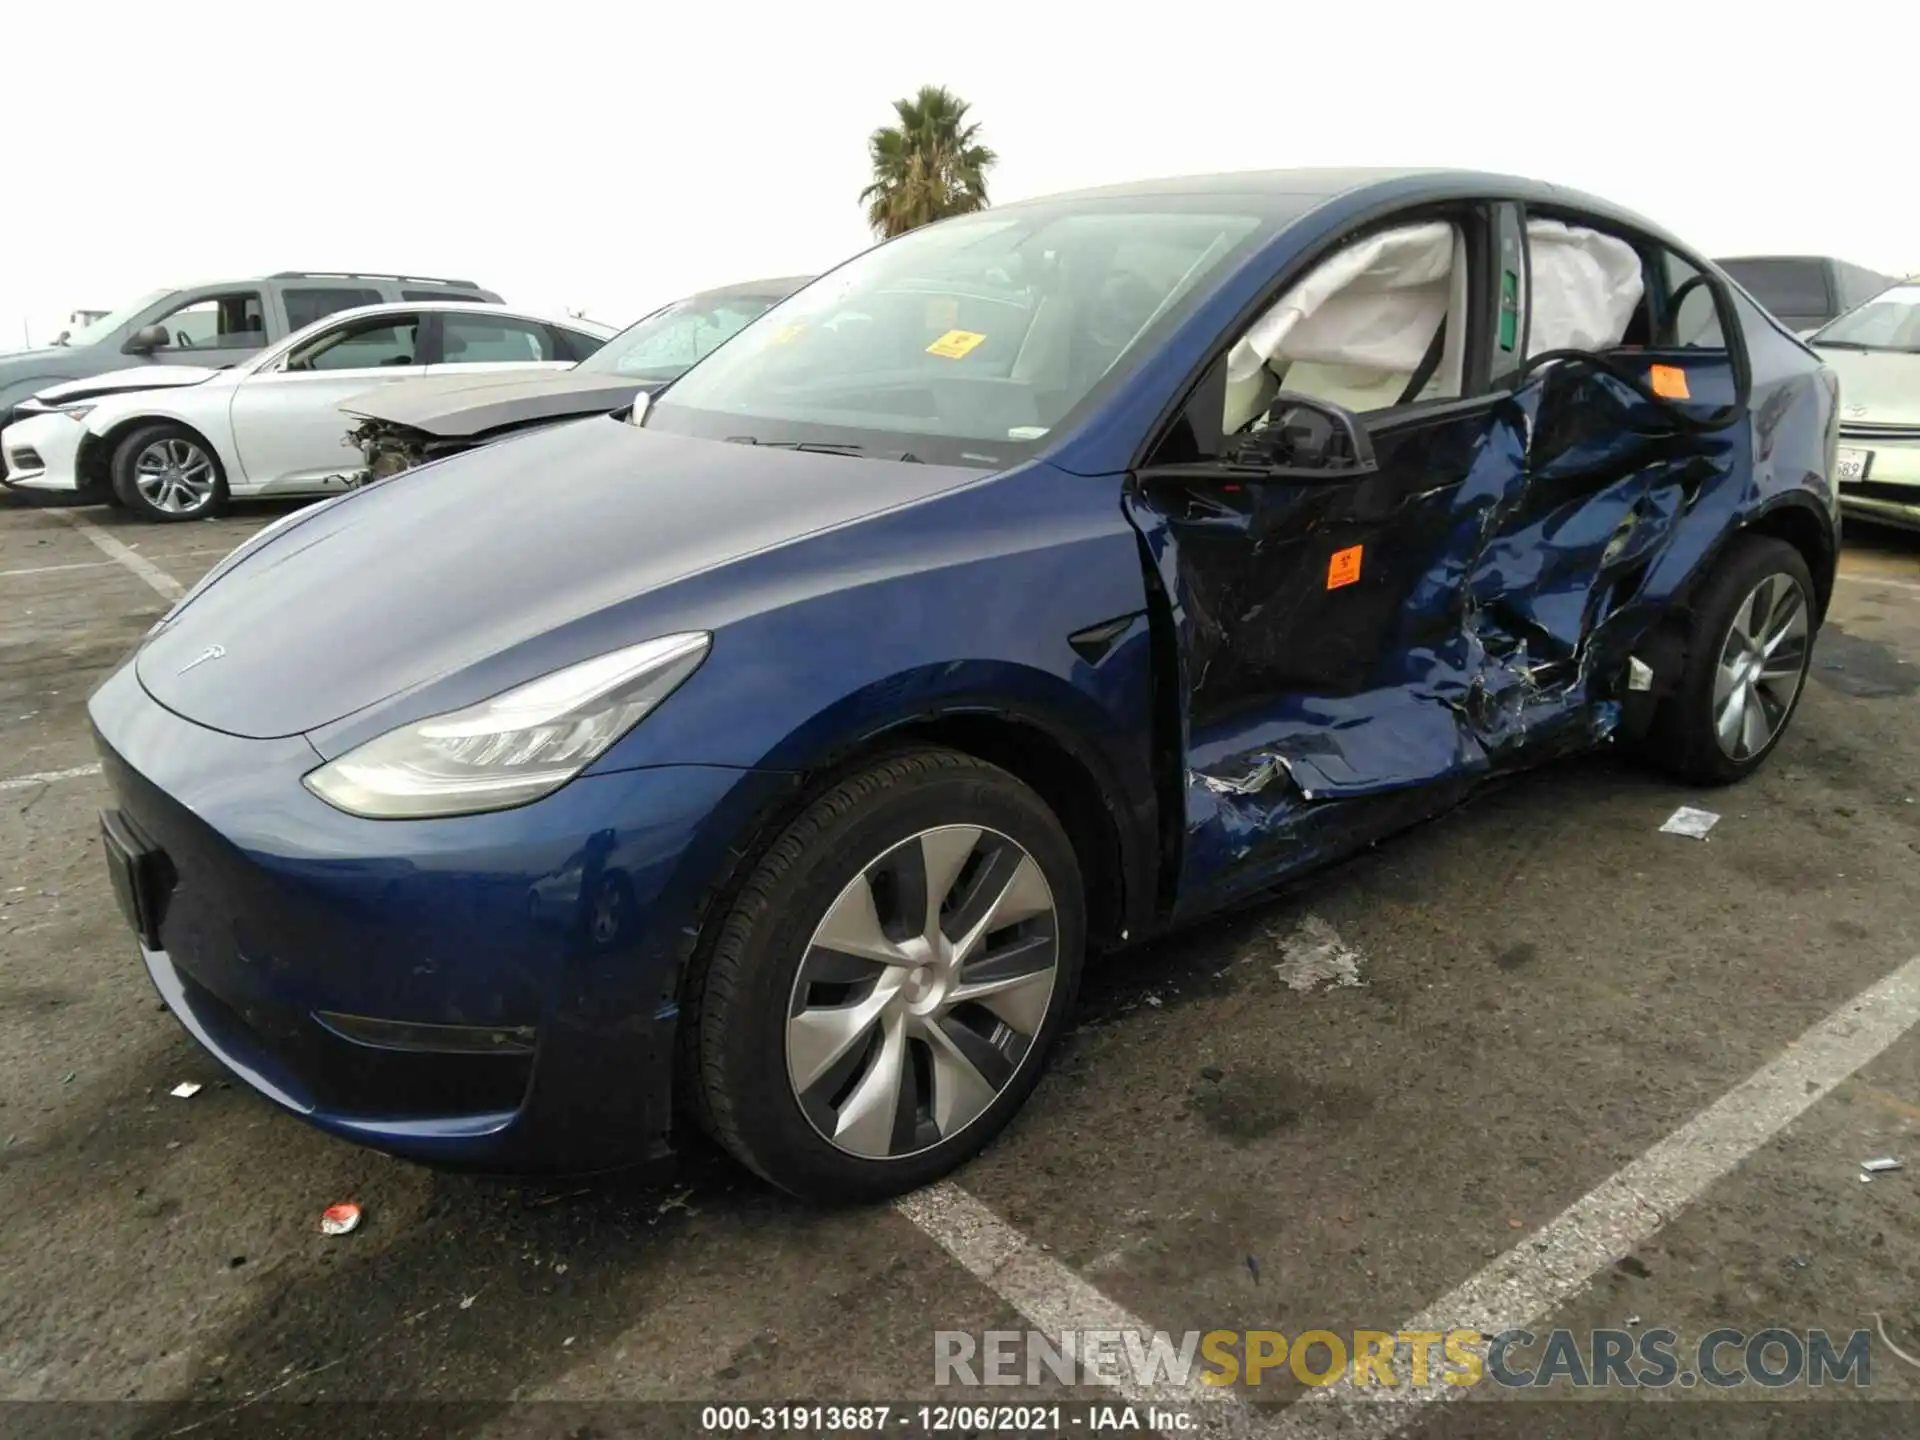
top-left (0, 301), bottom-right (614, 521)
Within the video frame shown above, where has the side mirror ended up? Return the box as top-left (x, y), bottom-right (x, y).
top-left (1224, 393), bottom-right (1378, 480)
top-left (125, 324), bottom-right (171, 355)
top-left (625, 389), bottom-right (652, 428)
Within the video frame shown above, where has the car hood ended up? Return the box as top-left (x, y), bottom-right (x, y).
top-left (339, 371), bottom-right (652, 437)
top-left (1816, 347), bottom-right (1920, 424)
top-left (31, 364), bottom-right (225, 405)
top-left (135, 417), bottom-right (984, 739)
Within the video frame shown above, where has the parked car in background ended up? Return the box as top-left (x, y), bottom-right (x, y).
top-left (1715, 255), bottom-right (1895, 335)
top-left (0, 273), bottom-right (505, 424)
top-left (90, 169), bottom-right (1838, 1200)
top-left (341, 276), bottom-right (810, 480)
top-left (2, 302), bottom-right (610, 521)
top-left (1811, 281), bottom-right (1920, 531)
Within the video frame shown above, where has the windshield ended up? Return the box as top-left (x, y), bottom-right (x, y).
top-left (57, 289), bottom-right (175, 348)
top-left (578, 292), bottom-right (785, 381)
top-left (1812, 284), bottom-right (1920, 352)
top-left (645, 203), bottom-right (1265, 467)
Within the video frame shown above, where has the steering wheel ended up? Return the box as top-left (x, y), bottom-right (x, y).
top-left (175, 329), bottom-right (194, 349)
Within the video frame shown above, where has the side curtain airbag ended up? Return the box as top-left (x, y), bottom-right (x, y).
top-left (1227, 222), bottom-right (1455, 382)
top-left (1525, 220), bottom-right (1645, 356)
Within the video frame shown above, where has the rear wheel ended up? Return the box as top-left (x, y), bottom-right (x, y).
top-left (686, 748), bottom-right (1085, 1202)
top-left (1639, 535), bottom-right (1815, 785)
top-left (111, 423), bottom-right (227, 522)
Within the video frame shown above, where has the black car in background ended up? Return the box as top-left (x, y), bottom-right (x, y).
top-left (1716, 255), bottom-right (1896, 335)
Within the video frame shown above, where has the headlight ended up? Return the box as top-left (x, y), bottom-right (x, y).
top-left (304, 632), bottom-right (711, 819)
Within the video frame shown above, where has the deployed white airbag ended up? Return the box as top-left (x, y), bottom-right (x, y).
top-left (1227, 222), bottom-right (1454, 383)
top-left (1524, 220), bottom-right (1644, 356)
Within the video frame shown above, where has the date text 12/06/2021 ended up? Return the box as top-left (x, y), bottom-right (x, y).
top-left (700, 1405), bottom-right (1188, 1432)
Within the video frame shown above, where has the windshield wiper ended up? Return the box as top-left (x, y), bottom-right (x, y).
top-left (724, 436), bottom-right (922, 463)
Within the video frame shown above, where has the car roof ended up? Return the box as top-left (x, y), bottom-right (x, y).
top-left (302, 300), bottom-right (616, 336)
top-left (995, 166), bottom-right (1690, 252)
top-left (162, 271), bottom-right (494, 289)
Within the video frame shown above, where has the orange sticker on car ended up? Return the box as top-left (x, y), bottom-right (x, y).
top-left (1327, 545), bottom-right (1363, 590)
top-left (1649, 364), bottom-right (1690, 399)
top-left (926, 329), bottom-right (987, 360)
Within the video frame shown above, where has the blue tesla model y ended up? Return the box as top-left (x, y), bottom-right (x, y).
top-left (90, 169), bottom-right (1840, 1200)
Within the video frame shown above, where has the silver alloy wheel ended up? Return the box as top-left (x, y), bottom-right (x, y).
top-left (785, 824), bottom-right (1059, 1160)
top-left (1712, 570), bottom-right (1811, 761)
top-left (133, 438), bottom-right (217, 514)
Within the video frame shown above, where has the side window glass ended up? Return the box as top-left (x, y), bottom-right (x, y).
top-left (403, 289), bottom-right (490, 304)
top-left (286, 315), bottom-right (420, 372)
top-left (1662, 254), bottom-right (1726, 350)
top-left (440, 315), bottom-right (558, 364)
top-left (1220, 219), bottom-right (1467, 439)
top-left (284, 287), bottom-right (383, 331)
top-left (151, 292), bottom-right (266, 351)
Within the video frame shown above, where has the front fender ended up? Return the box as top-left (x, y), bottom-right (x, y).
top-left (83, 389), bottom-right (244, 481)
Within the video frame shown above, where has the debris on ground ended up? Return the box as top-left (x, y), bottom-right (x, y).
top-left (1863, 1157), bottom-right (1903, 1173)
top-left (1659, 806), bottom-right (1721, 839)
top-left (1245, 1255), bottom-right (1261, 1284)
top-left (169, 1082), bottom-right (202, 1100)
top-left (1271, 914), bottom-right (1365, 992)
top-left (319, 1202), bottom-right (363, 1236)
top-left (459, 1294), bottom-right (476, 1310)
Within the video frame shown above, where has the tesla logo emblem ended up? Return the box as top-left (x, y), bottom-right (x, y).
top-left (1846, 404), bottom-right (1868, 417)
top-left (177, 644), bottom-right (226, 675)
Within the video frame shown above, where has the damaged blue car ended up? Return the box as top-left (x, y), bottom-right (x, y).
top-left (91, 168), bottom-right (1840, 1200)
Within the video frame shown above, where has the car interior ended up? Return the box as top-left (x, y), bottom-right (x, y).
top-left (1221, 217), bottom-right (1647, 436)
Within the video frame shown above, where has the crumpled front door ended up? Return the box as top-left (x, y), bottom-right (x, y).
top-left (1130, 356), bottom-right (1745, 915)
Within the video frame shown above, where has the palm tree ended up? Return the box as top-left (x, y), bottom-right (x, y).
top-left (859, 85), bottom-right (997, 240)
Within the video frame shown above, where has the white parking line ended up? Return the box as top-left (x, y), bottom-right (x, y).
top-left (0, 546), bottom-right (231, 581)
top-left (898, 951), bottom-right (1920, 1437)
top-left (0, 763), bottom-right (103, 792)
top-left (1270, 948), bottom-right (1920, 1437)
top-left (47, 509), bottom-right (184, 602)
top-left (897, 1183), bottom-right (1264, 1437)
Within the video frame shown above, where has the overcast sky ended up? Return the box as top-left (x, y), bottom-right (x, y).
top-left (5, 0), bottom-right (1911, 348)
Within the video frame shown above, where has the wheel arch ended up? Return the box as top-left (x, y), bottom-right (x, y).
top-left (86, 412), bottom-right (230, 495)
top-left (1740, 494), bottom-right (1838, 624)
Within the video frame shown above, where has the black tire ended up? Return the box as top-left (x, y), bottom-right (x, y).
top-left (110, 422), bottom-right (227, 522)
top-left (1639, 535), bottom-right (1816, 785)
top-left (685, 747), bottom-right (1085, 1202)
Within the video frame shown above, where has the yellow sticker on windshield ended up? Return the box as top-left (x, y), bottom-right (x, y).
top-left (769, 324), bottom-right (805, 345)
top-left (926, 329), bottom-right (987, 360)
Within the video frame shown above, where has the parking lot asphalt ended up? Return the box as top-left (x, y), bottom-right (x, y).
top-left (3, 488), bottom-right (1920, 1438)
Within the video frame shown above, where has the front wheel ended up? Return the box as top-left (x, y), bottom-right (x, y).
top-left (686, 748), bottom-right (1085, 1202)
top-left (1639, 535), bottom-right (1816, 785)
top-left (110, 423), bottom-right (227, 522)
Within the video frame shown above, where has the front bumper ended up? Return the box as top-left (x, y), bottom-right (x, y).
top-left (0, 410), bottom-right (84, 491)
top-left (1836, 428), bottom-right (1920, 530)
top-left (88, 659), bottom-right (788, 1172)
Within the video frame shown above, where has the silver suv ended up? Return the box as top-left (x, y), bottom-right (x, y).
top-left (0, 272), bottom-right (503, 421)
